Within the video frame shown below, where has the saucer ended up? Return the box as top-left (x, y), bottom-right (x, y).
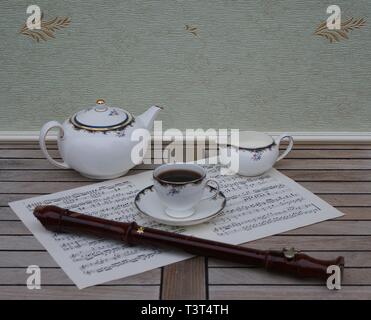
top-left (134, 185), bottom-right (226, 226)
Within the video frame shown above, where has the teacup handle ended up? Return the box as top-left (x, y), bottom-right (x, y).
top-left (202, 179), bottom-right (220, 200)
top-left (275, 133), bottom-right (294, 162)
top-left (39, 121), bottom-right (70, 169)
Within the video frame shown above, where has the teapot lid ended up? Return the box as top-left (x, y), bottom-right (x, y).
top-left (226, 131), bottom-right (274, 149)
top-left (70, 99), bottom-right (133, 131)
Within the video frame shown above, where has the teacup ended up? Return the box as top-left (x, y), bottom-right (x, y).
top-left (153, 163), bottom-right (219, 218)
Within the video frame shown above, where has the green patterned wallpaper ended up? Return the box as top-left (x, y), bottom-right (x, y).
top-left (0, 0), bottom-right (370, 131)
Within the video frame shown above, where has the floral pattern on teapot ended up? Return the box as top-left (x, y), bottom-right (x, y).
top-left (39, 99), bottom-right (162, 179)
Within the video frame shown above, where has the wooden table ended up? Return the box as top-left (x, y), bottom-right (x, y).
top-left (1, 141), bottom-right (371, 299)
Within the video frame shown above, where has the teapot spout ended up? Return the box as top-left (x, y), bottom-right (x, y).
top-left (136, 105), bottom-right (163, 130)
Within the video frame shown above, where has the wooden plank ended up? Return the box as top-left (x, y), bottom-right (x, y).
top-left (0, 170), bottom-right (92, 182)
top-left (161, 257), bottom-right (206, 300)
top-left (0, 194), bottom-right (44, 206)
top-left (319, 194), bottom-right (371, 207)
top-left (0, 181), bottom-right (92, 193)
top-left (0, 149), bottom-right (159, 161)
top-left (0, 236), bottom-right (43, 250)
top-left (0, 141), bottom-right (168, 148)
top-left (0, 141), bottom-right (173, 149)
top-left (1, 169), bottom-right (371, 183)
top-left (206, 149), bottom-right (371, 158)
top-left (0, 207), bottom-right (17, 220)
top-left (0, 251), bottom-right (59, 267)
top-left (287, 144), bottom-right (371, 150)
top-left (0, 144), bottom-right (57, 150)
top-left (300, 182), bottom-right (371, 193)
top-left (0, 268), bottom-right (160, 285)
top-left (0, 159), bottom-right (158, 170)
top-left (282, 170), bottom-right (371, 182)
top-left (2, 235), bottom-right (371, 251)
top-left (163, 144), bottom-right (371, 152)
top-left (3, 158), bottom-right (371, 171)
top-left (0, 159), bottom-right (63, 170)
top-left (0, 149), bottom-right (61, 159)
top-left (3, 152), bottom-right (371, 165)
top-left (0, 286), bottom-right (159, 300)
top-left (209, 267), bottom-right (371, 285)
top-left (3, 149), bottom-right (371, 159)
top-left (0, 222), bottom-right (33, 234)
top-left (5, 146), bottom-right (229, 164)
top-left (209, 251), bottom-right (371, 268)
top-left (286, 150), bottom-right (371, 159)
top-left (276, 159), bottom-right (371, 170)
top-left (0, 169), bottom-right (148, 182)
top-left (0, 143), bottom-right (370, 150)
top-left (335, 207), bottom-right (371, 220)
top-left (209, 285), bottom-right (371, 300)
top-left (4, 145), bottom-right (371, 166)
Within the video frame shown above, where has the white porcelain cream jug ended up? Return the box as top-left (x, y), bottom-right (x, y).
top-left (219, 131), bottom-right (294, 176)
top-left (39, 99), bottom-right (162, 179)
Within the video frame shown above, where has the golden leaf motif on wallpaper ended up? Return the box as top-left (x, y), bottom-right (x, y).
top-left (314, 17), bottom-right (366, 43)
top-left (20, 13), bottom-right (71, 42)
top-left (185, 24), bottom-right (198, 36)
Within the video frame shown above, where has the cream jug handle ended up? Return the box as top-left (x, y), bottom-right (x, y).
top-left (39, 121), bottom-right (70, 169)
top-left (275, 134), bottom-right (294, 162)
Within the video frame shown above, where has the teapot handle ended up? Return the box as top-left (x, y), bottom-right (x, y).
top-left (275, 134), bottom-right (294, 162)
top-left (39, 121), bottom-right (70, 169)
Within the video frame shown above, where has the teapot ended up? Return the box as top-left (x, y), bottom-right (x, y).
top-left (219, 131), bottom-right (294, 176)
top-left (39, 99), bottom-right (162, 179)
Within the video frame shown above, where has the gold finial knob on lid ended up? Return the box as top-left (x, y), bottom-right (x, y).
top-left (95, 99), bottom-right (108, 112)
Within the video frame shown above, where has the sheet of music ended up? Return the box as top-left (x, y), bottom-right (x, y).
top-left (9, 166), bottom-right (343, 288)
